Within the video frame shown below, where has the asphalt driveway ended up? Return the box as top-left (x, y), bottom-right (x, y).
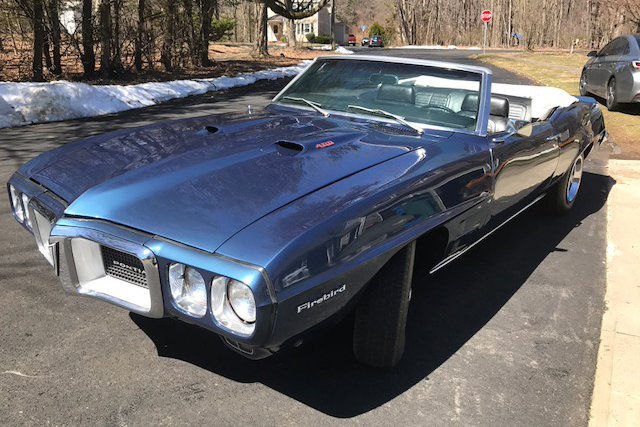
top-left (0, 49), bottom-right (611, 426)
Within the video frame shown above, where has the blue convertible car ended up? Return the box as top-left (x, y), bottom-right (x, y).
top-left (7, 56), bottom-right (606, 367)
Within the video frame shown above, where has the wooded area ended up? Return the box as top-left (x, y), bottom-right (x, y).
top-left (1, 0), bottom-right (640, 82)
top-left (394, 0), bottom-right (640, 50)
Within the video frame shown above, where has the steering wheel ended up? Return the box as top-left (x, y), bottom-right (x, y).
top-left (423, 105), bottom-right (457, 114)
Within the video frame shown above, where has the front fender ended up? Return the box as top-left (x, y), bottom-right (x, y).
top-left (217, 136), bottom-right (493, 347)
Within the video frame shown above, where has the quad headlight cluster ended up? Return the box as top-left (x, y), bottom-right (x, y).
top-left (8, 184), bottom-right (32, 230)
top-left (168, 263), bottom-right (256, 337)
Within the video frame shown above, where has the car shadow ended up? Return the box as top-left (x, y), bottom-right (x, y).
top-left (131, 170), bottom-right (614, 418)
top-left (590, 95), bottom-right (640, 115)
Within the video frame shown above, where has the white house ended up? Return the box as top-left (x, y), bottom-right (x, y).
top-left (267, 5), bottom-right (347, 44)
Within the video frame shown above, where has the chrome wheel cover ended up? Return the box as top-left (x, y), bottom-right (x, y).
top-left (566, 156), bottom-right (583, 203)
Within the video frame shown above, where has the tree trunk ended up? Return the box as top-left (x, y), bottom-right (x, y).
top-left (330, 0), bottom-right (335, 49)
top-left (81, 0), bottom-right (95, 77)
top-left (48, 0), bottom-right (62, 75)
top-left (99, 0), bottom-right (111, 76)
top-left (253, 0), bottom-right (268, 56)
top-left (32, 0), bottom-right (45, 81)
top-left (183, 0), bottom-right (198, 65)
top-left (135, 0), bottom-right (145, 71)
top-left (161, 0), bottom-right (177, 71)
top-left (199, 0), bottom-right (215, 66)
top-left (112, 0), bottom-right (123, 75)
top-left (286, 18), bottom-right (296, 47)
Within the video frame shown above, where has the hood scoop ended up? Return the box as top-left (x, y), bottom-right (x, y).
top-left (275, 140), bottom-right (305, 156)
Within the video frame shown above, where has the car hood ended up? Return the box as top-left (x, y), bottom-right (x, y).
top-left (25, 109), bottom-right (430, 253)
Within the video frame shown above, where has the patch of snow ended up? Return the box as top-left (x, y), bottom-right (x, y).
top-left (335, 46), bottom-right (354, 54)
top-left (310, 44), bottom-right (333, 51)
top-left (0, 61), bottom-right (311, 128)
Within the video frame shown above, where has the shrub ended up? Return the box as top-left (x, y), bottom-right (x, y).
top-left (211, 17), bottom-right (236, 42)
top-left (305, 33), bottom-right (316, 43)
top-left (315, 34), bottom-right (332, 44)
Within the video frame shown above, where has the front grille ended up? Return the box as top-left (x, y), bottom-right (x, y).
top-left (101, 246), bottom-right (148, 288)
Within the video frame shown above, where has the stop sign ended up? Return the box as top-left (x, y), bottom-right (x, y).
top-left (481, 10), bottom-right (492, 22)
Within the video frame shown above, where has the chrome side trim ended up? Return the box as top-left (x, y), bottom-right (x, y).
top-left (430, 194), bottom-right (546, 274)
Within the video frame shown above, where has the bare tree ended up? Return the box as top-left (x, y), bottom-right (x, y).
top-left (32, 0), bottom-right (45, 81)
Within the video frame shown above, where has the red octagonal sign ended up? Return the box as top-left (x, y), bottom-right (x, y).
top-left (481, 10), bottom-right (493, 22)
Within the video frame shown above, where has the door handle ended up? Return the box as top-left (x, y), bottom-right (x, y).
top-left (546, 134), bottom-right (561, 141)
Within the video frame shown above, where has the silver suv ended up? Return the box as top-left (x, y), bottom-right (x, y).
top-left (580, 34), bottom-right (640, 110)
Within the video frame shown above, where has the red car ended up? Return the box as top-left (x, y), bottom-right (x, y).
top-left (348, 34), bottom-right (356, 46)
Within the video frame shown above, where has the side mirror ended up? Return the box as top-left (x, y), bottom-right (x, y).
top-left (587, 50), bottom-right (598, 57)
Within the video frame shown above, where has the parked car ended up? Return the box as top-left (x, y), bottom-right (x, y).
top-left (361, 37), bottom-right (370, 46)
top-left (580, 34), bottom-right (640, 110)
top-left (369, 35), bottom-right (384, 47)
top-left (8, 56), bottom-right (607, 368)
top-left (348, 34), bottom-right (356, 46)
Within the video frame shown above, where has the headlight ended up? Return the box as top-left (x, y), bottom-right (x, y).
top-left (8, 185), bottom-right (24, 223)
top-left (211, 276), bottom-right (256, 336)
top-left (21, 194), bottom-right (33, 229)
top-left (168, 263), bottom-right (207, 317)
top-left (228, 280), bottom-right (257, 323)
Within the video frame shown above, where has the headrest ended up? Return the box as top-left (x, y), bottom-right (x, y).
top-left (370, 73), bottom-right (399, 85)
top-left (490, 96), bottom-right (510, 118)
top-left (461, 93), bottom-right (510, 117)
top-left (377, 84), bottom-right (415, 104)
top-left (461, 93), bottom-right (479, 111)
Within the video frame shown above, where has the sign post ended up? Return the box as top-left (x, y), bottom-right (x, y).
top-left (481, 10), bottom-right (492, 54)
top-left (360, 24), bottom-right (367, 39)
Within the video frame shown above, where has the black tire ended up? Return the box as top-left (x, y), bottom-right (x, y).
top-left (579, 70), bottom-right (589, 96)
top-left (543, 153), bottom-right (584, 215)
top-left (606, 78), bottom-right (619, 111)
top-left (353, 241), bottom-right (416, 368)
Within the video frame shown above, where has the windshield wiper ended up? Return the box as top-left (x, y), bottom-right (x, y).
top-left (347, 105), bottom-right (423, 135)
top-left (282, 96), bottom-right (330, 117)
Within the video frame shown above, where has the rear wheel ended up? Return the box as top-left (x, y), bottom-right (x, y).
top-left (606, 78), bottom-right (619, 111)
top-left (543, 153), bottom-right (584, 215)
top-left (353, 241), bottom-right (416, 368)
top-left (579, 70), bottom-right (589, 96)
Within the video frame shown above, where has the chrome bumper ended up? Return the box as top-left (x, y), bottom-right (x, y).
top-left (51, 225), bottom-right (165, 318)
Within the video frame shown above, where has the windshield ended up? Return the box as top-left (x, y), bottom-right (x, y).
top-left (274, 59), bottom-right (483, 131)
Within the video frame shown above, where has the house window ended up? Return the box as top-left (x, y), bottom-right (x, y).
top-left (273, 25), bottom-right (279, 34)
top-left (304, 23), bottom-right (310, 33)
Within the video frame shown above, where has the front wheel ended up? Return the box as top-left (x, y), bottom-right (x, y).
top-left (579, 70), bottom-right (589, 96)
top-left (543, 153), bottom-right (584, 215)
top-left (353, 241), bottom-right (416, 368)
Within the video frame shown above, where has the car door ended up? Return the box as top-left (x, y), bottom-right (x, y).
top-left (487, 120), bottom-right (559, 227)
top-left (591, 38), bottom-right (626, 94)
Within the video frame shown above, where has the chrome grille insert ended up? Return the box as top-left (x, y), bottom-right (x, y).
top-left (101, 246), bottom-right (148, 288)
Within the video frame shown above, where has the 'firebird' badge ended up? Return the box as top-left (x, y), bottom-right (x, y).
top-left (316, 140), bottom-right (335, 149)
top-left (297, 284), bottom-right (346, 313)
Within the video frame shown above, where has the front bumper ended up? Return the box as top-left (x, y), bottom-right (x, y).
top-left (7, 173), bottom-right (279, 358)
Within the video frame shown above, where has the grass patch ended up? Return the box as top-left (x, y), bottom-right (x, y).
top-left (477, 52), bottom-right (640, 159)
